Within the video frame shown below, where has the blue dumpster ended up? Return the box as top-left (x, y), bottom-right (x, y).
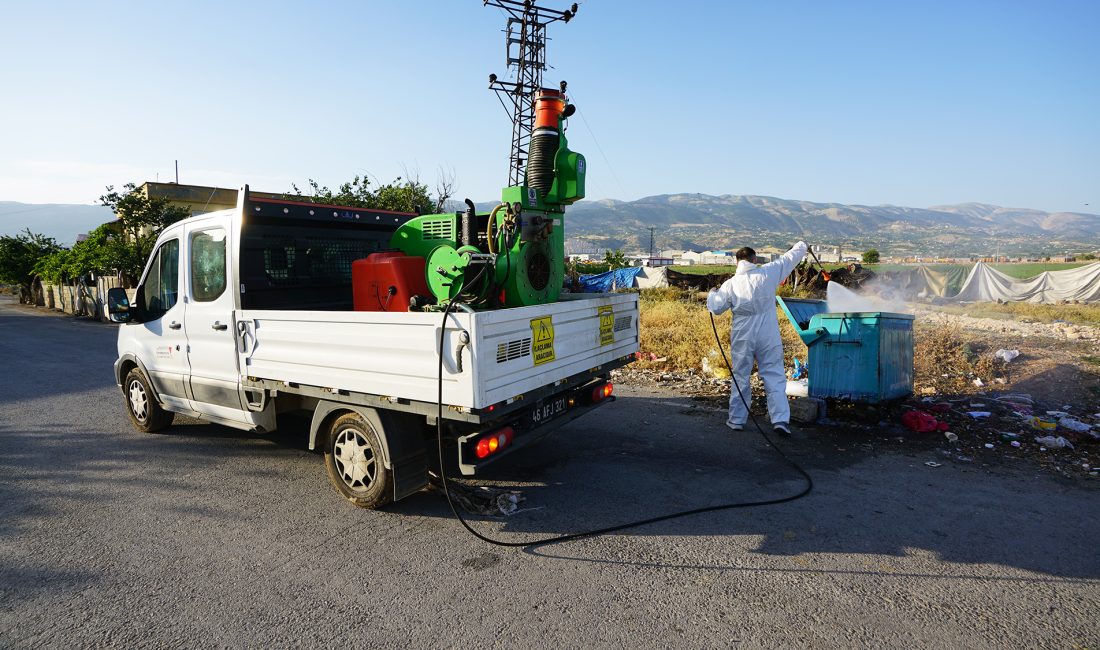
top-left (776, 297), bottom-right (914, 403)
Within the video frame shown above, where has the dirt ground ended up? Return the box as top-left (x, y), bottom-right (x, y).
top-left (621, 304), bottom-right (1100, 482)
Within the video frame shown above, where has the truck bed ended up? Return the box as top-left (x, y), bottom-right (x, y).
top-left (236, 293), bottom-right (639, 411)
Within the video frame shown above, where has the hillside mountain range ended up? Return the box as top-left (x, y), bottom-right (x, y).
top-left (0, 202), bottom-right (113, 245)
top-left (562, 194), bottom-right (1100, 256)
top-left (2, 195), bottom-right (1096, 256)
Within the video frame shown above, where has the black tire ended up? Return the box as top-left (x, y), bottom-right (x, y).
top-left (123, 368), bottom-right (174, 433)
top-left (323, 412), bottom-right (394, 509)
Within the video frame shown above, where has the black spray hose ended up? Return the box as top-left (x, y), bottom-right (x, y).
top-left (432, 290), bottom-right (814, 549)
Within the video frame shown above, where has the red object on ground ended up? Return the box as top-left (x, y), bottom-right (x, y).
top-left (352, 252), bottom-right (430, 312)
top-left (902, 409), bottom-right (943, 433)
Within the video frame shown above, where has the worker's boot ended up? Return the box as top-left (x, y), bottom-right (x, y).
top-left (772, 422), bottom-right (791, 435)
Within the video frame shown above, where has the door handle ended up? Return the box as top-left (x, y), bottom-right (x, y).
top-left (168, 321), bottom-right (182, 330)
top-left (212, 321), bottom-right (228, 331)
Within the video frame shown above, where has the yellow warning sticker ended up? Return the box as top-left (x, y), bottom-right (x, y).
top-left (598, 305), bottom-right (615, 346)
top-left (530, 316), bottom-right (556, 366)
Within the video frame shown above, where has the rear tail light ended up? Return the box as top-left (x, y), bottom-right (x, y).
top-left (474, 426), bottom-right (515, 459)
top-left (590, 382), bottom-right (614, 403)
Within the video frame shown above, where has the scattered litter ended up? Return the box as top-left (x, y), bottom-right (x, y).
top-left (1010, 441), bottom-right (1021, 448)
top-left (984, 443), bottom-right (995, 449)
top-left (944, 432), bottom-right (958, 443)
top-left (994, 349), bottom-right (1020, 363)
top-left (1029, 417), bottom-right (1058, 431)
top-left (1046, 411), bottom-right (1068, 418)
top-left (791, 358), bottom-right (808, 380)
top-left (972, 378), bottom-right (985, 388)
top-left (1058, 417), bottom-right (1093, 433)
top-left (902, 410), bottom-right (948, 433)
top-left (785, 378), bottom-right (809, 397)
top-left (924, 461), bottom-right (942, 468)
top-left (967, 411), bottom-right (991, 418)
top-left (1034, 435), bottom-right (1073, 450)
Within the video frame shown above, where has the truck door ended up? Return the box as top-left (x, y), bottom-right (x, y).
top-left (182, 221), bottom-right (250, 423)
top-left (133, 236), bottom-right (190, 411)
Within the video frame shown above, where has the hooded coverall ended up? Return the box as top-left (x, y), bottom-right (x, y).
top-left (706, 242), bottom-right (808, 427)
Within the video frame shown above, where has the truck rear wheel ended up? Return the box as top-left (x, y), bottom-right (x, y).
top-left (123, 368), bottom-right (174, 433)
top-left (323, 412), bottom-right (393, 509)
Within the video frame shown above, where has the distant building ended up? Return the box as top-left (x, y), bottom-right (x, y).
top-left (643, 257), bottom-right (674, 267)
top-left (139, 181), bottom-right (282, 216)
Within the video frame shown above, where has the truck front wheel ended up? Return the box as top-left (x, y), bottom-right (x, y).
top-left (123, 368), bottom-right (174, 433)
top-left (323, 412), bottom-right (394, 509)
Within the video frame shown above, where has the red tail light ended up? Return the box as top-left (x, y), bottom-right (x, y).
top-left (590, 382), bottom-right (614, 403)
top-left (474, 426), bottom-right (515, 460)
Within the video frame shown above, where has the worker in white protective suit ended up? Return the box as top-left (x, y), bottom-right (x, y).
top-left (706, 242), bottom-right (809, 434)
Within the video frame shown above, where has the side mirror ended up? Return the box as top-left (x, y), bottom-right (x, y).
top-left (106, 287), bottom-right (132, 323)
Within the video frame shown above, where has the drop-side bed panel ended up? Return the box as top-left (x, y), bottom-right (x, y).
top-left (236, 293), bottom-right (639, 409)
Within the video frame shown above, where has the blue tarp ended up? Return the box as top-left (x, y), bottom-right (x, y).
top-left (578, 267), bottom-right (644, 293)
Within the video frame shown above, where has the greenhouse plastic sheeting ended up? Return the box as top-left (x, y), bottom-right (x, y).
top-left (635, 266), bottom-right (669, 289)
top-left (952, 262), bottom-right (1100, 303)
top-left (578, 267), bottom-right (644, 292)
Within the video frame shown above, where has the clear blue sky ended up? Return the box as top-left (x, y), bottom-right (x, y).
top-left (1, 0), bottom-right (1096, 213)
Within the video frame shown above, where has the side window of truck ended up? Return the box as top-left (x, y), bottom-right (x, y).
top-left (190, 229), bottom-right (227, 302)
top-left (138, 239), bottom-right (180, 321)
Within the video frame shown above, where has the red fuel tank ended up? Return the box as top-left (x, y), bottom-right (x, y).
top-left (352, 252), bottom-right (430, 312)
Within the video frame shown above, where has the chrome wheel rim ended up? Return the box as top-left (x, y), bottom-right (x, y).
top-left (333, 428), bottom-right (377, 491)
top-left (128, 379), bottom-right (148, 423)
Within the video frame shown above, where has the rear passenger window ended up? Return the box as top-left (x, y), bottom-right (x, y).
top-left (191, 229), bottom-right (227, 302)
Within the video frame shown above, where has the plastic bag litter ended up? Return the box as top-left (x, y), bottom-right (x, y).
top-left (967, 411), bottom-right (992, 418)
top-left (786, 378), bottom-right (809, 397)
top-left (1029, 417), bottom-right (1058, 431)
top-left (701, 350), bottom-right (730, 379)
top-left (972, 378), bottom-right (985, 387)
top-left (1058, 417), bottom-right (1093, 433)
top-left (1034, 435), bottom-right (1073, 450)
top-left (994, 349), bottom-right (1020, 363)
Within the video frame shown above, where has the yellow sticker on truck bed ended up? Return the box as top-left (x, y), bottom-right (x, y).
top-left (531, 316), bottom-right (556, 365)
top-left (598, 305), bottom-right (615, 346)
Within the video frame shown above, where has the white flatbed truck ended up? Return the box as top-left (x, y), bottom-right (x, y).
top-left (107, 189), bottom-right (639, 508)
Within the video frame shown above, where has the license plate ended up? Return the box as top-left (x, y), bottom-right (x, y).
top-left (529, 396), bottom-right (568, 427)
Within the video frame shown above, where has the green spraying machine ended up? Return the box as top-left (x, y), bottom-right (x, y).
top-left (388, 2), bottom-right (585, 310)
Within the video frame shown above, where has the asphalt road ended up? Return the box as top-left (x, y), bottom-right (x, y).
top-left (1, 297), bottom-right (1097, 648)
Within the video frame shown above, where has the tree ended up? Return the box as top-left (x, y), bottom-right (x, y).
top-left (288, 174), bottom-right (438, 215)
top-left (604, 248), bottom-right (628, 269)
top-left (98, 184), bottom-right (190, 284)
top-left (862, 248), bottom-right (880, 264)
top-left (0, 229), bottom-right (63, 303)
top-left (32, 183), bottom-right (189, 288)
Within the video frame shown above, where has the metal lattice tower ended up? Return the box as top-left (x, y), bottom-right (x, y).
top-left (486, 0), bottom-right (578, 187)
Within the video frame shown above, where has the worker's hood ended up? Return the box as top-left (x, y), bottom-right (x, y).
top-left (736, 260), bottom-right (759, 274)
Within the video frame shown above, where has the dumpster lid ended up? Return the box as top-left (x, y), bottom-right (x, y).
top-left (775, 296), bottom-right (828, 335)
